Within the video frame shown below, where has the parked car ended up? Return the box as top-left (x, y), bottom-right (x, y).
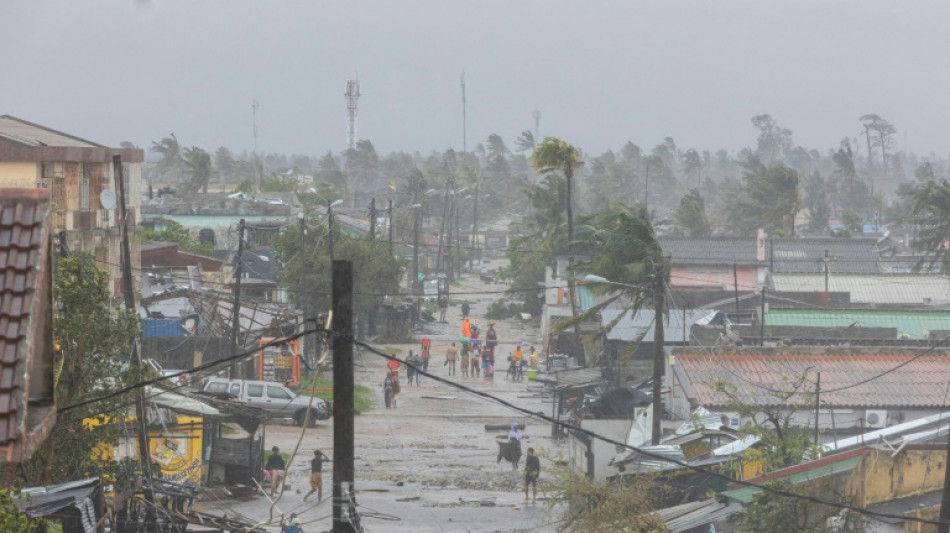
top-left (199, 378), bottom-right (331, 426)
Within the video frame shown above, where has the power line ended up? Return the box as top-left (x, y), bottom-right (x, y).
top-left (350, 336), bottom-right (950, 528)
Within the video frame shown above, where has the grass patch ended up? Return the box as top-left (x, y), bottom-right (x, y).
top-left (294, 376), bottom-right (375, 414)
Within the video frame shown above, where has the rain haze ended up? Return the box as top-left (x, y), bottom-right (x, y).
top-left (3, 0), bottom-right (950, 156)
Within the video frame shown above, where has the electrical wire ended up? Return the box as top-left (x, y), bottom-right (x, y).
top-left (348, 334), bottom-right (950, 528)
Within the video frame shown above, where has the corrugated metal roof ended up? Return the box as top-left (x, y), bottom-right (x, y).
top-left (659, 236), bottom-right (763, 266)
top-left (602, 308), bottom-right (720, 343)
top-left (0, 115), bottom-right (102, 148)
top-left (720, 455), bottom-right (862, 503)
top-left (0, 188), bottom-right (50, 445)
top-left (769, 238), bottom-right (880, 274)
top-left (764, 309), bottom-right (950, 339)
top-left (772, 274), bottom-right (950, 305)
top-left (676, 347), bottom-right (950, 408)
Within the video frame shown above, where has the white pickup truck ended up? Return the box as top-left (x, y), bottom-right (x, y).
top-left (199, 378), bottom-right (331, 427)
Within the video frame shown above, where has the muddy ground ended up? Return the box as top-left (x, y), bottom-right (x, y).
top-left (195, 264), bottom-right (569, 532)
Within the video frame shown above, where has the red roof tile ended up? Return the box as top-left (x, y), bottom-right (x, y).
top-left (675, 347), bottom-right (950, 409)
top-left (0, 188), bottom-right (50, 445)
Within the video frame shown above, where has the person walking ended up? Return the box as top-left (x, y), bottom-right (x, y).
top-left (303, 449), bottom-right (329, 502)
top-left (409, 351), bottom-right (424, 386)
top-left (383, 371), bottom-right (395, 408)
top-left (265, 446), bottom-right (286, 497)
top-left (529, 346), bottom-right (539, 369)
top-left (460, 342), bottom-right (470, 378)
top-left (420, 341), bottom-right (431, 376)
top-left (482, 345), bottom-right (494, 379)
top-left (485, 321), bottom-right (498, 357)
top-left (445, 342), bottom-right (458, 376)
top-left (405, 351), bottom-right (415, 387)
top-left (524, 448), bottom-right (540, 503)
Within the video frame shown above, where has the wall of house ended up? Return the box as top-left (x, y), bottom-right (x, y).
top-left (569, 419), bottom-right (632, 482)
top-left (669, 265), bottom-right (760, 291)
top-left (0, 162), bottom-right (38, 186)
top-left (846, 448), bottom-right (946, 508)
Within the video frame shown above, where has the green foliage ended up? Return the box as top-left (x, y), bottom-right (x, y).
top-left (19, 253), bottom-right (140, 486)
top-left (484, 299), bottom-right (525, 320)
top-left (547, 455), bottom-right (667, 532)
top-left (726, 157), bottom-right (800, 236)
top-left (294, 376), bottom-right (374, 414)
top-left (234, 177), bottom-right (254, 193)
top-left (142, 220), bottom-right (213, 257)
top-left (0, 489), bottom-right (49, 532)
top-left (260, 174), bottom-right (298, 192)
top-left (740, 479), bottom-right (843, 533)
top-left (274, 220), bottom-right (402, 333)
top-left (182, 146), bottom-right (212, 194)
top-left (906, 179), bottom-right (950, 273)
top-left (672, 189), bottom-right (709, 237)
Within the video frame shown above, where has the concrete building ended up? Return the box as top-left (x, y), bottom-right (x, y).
top-left (0, 115), bottom-right (143, 298)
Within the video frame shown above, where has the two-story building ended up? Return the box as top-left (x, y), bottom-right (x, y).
top-left (0, 115), bottom-right (143, 298)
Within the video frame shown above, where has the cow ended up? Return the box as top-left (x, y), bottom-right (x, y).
top-left (496, 437), bottom-right (522, 470)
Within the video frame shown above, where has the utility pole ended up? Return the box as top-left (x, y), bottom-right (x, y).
top-left (454, 188), bottom-right (462, 277)
top-left (345, 79), bottom-right (361, 150)
top-left (328, 200), bottom-right (336, 260)
top-left (300, 213), bottom-right (315, 371)
top-left (733, 263), bottom-right (740, 312)
top-left (533, 110), bottom-right (540, 144)
top-left (388, 200), bottom-right (393, 257)
top-left (368, 198), bottom-right (376, 241)
top-left (823, 249), bottom-right (830, 294)
top-left (412, 200), bottom-right (421, 326)
top-left (652, 269), bottom-right (666, 445)
top-left (436, 182), bottom-right (451, 277)
top-left (113, 155), bottom-right (156, 531)
top-left (331, 260), bottom-right (358, 533)
top-left (461, 73), bottom-right (467, 152)
top-left (759, 287), bottom-right (767, 347)
top-left (230, 219), bottom-right (246, 379)
top-left (470, 185), bottom-right (479, 269)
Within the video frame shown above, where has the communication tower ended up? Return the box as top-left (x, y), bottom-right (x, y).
top-left (345, 80), bottom-right (361, 150)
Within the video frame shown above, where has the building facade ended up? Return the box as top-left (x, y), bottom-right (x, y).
top-left (0, 115), bottom-right (143, 298)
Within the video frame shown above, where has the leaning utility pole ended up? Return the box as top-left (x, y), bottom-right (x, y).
top-left (113, 155), bottom-right (156, 531)
top-left (230, 219), bottom-right (246, 379)
top-left (651, 269), bottom-right (666, 445)
top-left (332, 260), bottom-right (358, 533)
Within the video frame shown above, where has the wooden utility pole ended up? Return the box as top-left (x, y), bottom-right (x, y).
top-left (760, 287), bottom-right (767, 347)
top-left (733, 263), bottom-right (740, 312)
top-left (230, 219), bottom-right (246, 379)
top-left (652, 270), bottom-right (666, 445)
top-left (369, 197), bottom-right (376, 241)
top-left (332, 260), bottom-right (357, 533)
top-left (328, 200), bottom-right (336, 260)
top-left (113, 155), bottom-right (156, 530)
top-left (470, 186), bottom-right (478, 269)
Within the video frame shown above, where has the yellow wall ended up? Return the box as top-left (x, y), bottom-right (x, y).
top-left (846, 449), bottom-right (946, 507)
top-left (87, 415), bottom-right (205, 485)
top-left (0, 162), bottom-right (39, 187)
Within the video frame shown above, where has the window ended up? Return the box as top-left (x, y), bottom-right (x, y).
top-left (80, 178), bottom-right (90, 210)
top-left (229, 383), bottom-right (240, 396)
top-left (206, 383), bottom-right (227, 394)
top-left (267, 385), bottom-right (292, 400)
top-left (247, 384), bottom-right (264, 398)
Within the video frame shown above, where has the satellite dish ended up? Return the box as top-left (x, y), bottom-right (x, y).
top-left (100, 189), bottom-right (117, 210)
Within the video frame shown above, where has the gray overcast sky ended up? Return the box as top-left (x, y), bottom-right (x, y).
top-left (3, 1), bottom-right (950, 158)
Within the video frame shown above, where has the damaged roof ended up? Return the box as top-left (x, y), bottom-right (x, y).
top-left (0, 188), bottom-right (50, 446)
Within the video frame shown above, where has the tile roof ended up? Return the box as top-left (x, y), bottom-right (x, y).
top-left (675, 347), bottom-right (950, 408)
top-left (769, 238), bottom-right (880, 274)
top-left (771, 274), bottom-right (950, 305)
top-left (764, 309), bottom-right (950, 339)
top-left (658, 236), bottom-right (763, 266)
top-left (0, 115), bottom-right (102, 148)
top-left (0, 188), bottom-right (50, 446)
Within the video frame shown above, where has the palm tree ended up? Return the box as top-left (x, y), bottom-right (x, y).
top-left (182, 146), bottom-right (212, 194)
top-left (532, 138), bottom-right (583, 243)
top-left (151, 134), bottom-right (183, 183)
top-left (907, 179), bottom-right (950, 273)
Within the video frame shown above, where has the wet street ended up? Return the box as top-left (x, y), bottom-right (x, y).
top-left (197, 264), bottom-right (567, 532)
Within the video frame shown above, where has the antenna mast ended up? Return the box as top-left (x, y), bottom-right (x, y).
top-left (461, 73), bottom-right (467, 152)
top-left (345, 79), bottom-right (361, 150)
top-left (252, 99), bottom-right (259, 154)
